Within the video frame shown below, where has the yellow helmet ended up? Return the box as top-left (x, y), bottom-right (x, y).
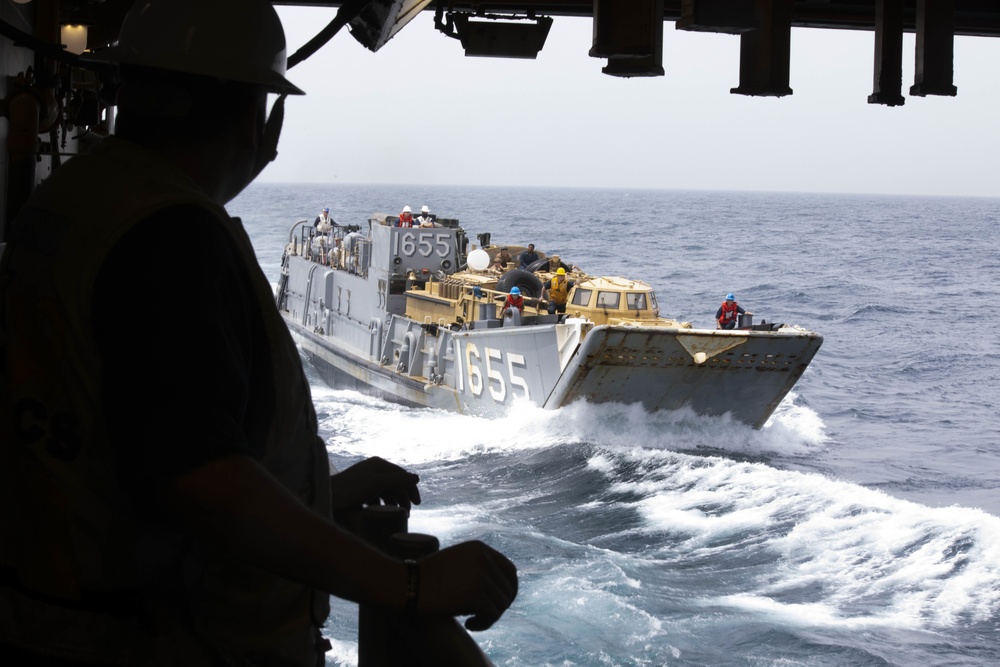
top-left (557, 267), bottom-right (566, 275)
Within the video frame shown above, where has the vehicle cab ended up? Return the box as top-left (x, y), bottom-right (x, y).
top-left (566, 276), bottom-right (687, 328)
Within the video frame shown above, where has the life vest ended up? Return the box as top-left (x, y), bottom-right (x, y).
top-left (549, 277), bottom-right (569, 305)
top-left (719, 300), bottom-right (739, 325)
top-left (398, 213), bottom-right (413, 227)
top-left (0, 137), bottom-right (330, 665)
top-left (505, 294), bottom-right (524, 312)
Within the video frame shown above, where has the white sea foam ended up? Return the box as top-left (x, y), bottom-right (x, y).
top-left (315, 386), bottom-right (999, 637)
top-left (550, 392), bottom-right (828, 458)
top-left (323, 639), bottom-right (358, 667)
top-left (407, 503), bottom-right (494, 543)
top-left (312, 381), bottom-right (826, 464)
top-left (758, 392), bottom-right (829, 454)
top-left (595, 445), bottom-right (1000, 631)
top-left (315, 389), bottom-right (588, 465)
top-left (520, 562), bottom-right (667, 648)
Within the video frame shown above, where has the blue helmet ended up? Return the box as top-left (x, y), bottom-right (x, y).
top-left (510, 287), bottom-right (521, 295)
top-left (323, 207), bottom-right (330, 212)
top-left (726, 293), bottom-right (735, 301)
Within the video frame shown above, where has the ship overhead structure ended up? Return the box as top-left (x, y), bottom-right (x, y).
top-left (4, 0), bottom-right (1000, 235)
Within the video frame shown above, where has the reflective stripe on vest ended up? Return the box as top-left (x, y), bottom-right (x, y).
top-left (549, 277), bottom-right (569, 305)
top-left (719, 301), bottom-right (739, 323)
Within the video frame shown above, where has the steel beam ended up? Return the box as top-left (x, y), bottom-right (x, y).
top-left (590, 0), bottom-right (665, 77)
top-left (868, 0), bottom-right (905, 105)
top-left (910, 0), bottom-right (958, 96)
top-left (731, 0), bottom-right (793, 96)
top-left (676, 0), bottom-right (756, 34)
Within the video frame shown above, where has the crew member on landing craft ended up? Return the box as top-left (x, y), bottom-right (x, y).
top-left (417, 205), bottom-right (434, 227)
top-left (398, 205), bottom-right (414, 227)
top-left (518, 243), bottom-right (539, 269)
top-left (542, 267), bottom-right (573, 314)
top-left (314, 207), bottom-right (335, 265)
top-left (503, 286), bottom-right (525, 314)
top-left (492, 247), bottom-right (513, 271)
top-left (716, 293), bottom-right (751, 329)
top-left (314, 206), bottom-right (334, 231)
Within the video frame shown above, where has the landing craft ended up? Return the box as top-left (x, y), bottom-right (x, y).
top-left (279, 213), bottom-right (823, 428)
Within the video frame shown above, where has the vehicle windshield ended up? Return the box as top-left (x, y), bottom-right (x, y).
top-left (572, 288), bottom-right (593, 307)
top-left (596, 291), bottom-right (620, 309)
top-left (626, 292), bottom-right (648, 310)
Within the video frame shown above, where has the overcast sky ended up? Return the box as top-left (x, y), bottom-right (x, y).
top-left (265, 6), bottom-right (1000, 198)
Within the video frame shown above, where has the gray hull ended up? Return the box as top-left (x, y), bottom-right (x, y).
top-left (286, 314), bottom-right (821, 428)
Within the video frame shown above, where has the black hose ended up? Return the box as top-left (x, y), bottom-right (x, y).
top-left (287, 0), bottom-right (371, 69)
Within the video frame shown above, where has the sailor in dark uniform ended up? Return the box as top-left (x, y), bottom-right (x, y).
top-left (0, 1), bottom-right (517, 664)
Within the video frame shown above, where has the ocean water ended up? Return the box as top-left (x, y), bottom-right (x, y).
top-left (229, 184), bottom-right (1000, 666)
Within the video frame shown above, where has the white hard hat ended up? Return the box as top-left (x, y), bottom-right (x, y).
top-left (87, 0), bottom-right (304, 95)
top-left (421, 205), bottom-right (430, 213)
top-left (403, 206), bottom-right (412, 213)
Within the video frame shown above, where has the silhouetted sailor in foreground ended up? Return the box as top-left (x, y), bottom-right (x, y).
top-left (0, 1), bottom-right (517, 664)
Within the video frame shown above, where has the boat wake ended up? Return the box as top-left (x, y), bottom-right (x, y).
top-left (311, 380), bottom-right (1000, 652)
top-left (311, 381), bottom-right (827, 467)
top-left (309, 370), bottom-right (999, 665)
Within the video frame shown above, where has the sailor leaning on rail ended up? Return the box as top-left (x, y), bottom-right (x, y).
top-left (503, 286), bottom-right (525, 314)
top-left (313, 207), bottom-right (336, 266)
top-left (416, 204), bottom-right (435, 227)
top-left (716, 292), bottom-right (753, 329)
top-left (0, 1), bottom-right (517, 664)
top-left (314, 205), bottom-right (336, 231)
top-left (398, 204), bottom-right (414, 227)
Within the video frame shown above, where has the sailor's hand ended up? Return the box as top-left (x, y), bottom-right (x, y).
top-left (417, 541), bottom-right (518, 631)
top-left (330, 456), bottom-right (421, 512)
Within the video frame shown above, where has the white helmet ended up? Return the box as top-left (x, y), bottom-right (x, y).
top-left (421, 205), bottom-right (430, 213)
top-left (87, 0), bottom-right (304, 95)
top-left (402, 205), bottom-right (412, 213)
